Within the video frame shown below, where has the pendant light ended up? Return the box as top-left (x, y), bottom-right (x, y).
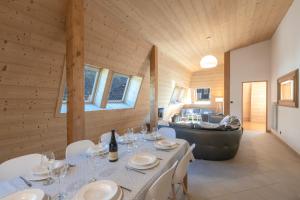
top-left (200, 37), bottom-right (218, 69)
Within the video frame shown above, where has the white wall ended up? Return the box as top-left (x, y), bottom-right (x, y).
top-left (270, 0), bottom-right (300, 154)
top-left (230, 41), bottom-right (271, 125)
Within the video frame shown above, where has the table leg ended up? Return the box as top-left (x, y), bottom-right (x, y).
top-left (183, 173), bottom-right (188, 193)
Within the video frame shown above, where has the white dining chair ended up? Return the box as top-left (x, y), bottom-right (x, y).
top-left (66, 140), bottom-right (95, 158)
top-left (145, 160), bottom-right (178, 200)
top-left (100, 132), bottom-right (120, 143)
top-left (0, 153), bottom-right (42, 180)
top-left (172, 144), bottom-right (196, 199)
top-left (158, 127), bottom-right (176, 138)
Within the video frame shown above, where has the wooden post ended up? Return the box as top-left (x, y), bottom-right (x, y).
top-left (101, 71), bottom-right (113, 108)
top-left (150, 46), bottom-right (158, 129)
top-left (224, 51), bottom-right (230, 115)
top-left (66, 0), bottom-right (85, 144)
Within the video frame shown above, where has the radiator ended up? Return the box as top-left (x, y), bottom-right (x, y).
top-left (271, 102), bottom-right (278, 130)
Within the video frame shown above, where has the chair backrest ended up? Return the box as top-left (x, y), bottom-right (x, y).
top-left (145, 161), bottom-right (178, 200)
top-left (158, 127), bottom-right (176, 138)
top-left (100, 132), bottom-right (120, 143)
top-left (0, 153), bottom-right (42, 180)
top-left (173, 144), bottom-right (195, 184)
top-left (66, 140), bottom-right (95, 158)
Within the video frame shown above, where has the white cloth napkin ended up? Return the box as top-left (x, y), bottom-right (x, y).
top-left (0, 179), bottom-right (26, 198)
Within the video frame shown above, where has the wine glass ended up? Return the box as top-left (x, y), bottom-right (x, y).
top-left (126, 128), bottom-right (134, 152)
top-left (87, 154), bottom-right (99, 182)
top-left (141, 124), bottom-right (147, 142)
top-left (50, 160), bottom-right (68, 200)
top-left (152, 127), bottom-right (159, 140)
top-left (41, 151), bottom-right (55, 185)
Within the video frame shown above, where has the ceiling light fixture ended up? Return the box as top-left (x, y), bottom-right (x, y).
top-left (200, 55), bottom-right (218, 69)
top-left (200, 36), bottom-right (218, 69)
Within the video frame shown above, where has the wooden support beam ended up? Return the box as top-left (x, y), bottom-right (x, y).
top-left (101, 70), bottom-right (113, 108)
top-left (150, 46), bottom-right (158, 129)
top-left (66, 0), bottom-right (85, 144)
top-left (224, 51), bottom-right (230, 115)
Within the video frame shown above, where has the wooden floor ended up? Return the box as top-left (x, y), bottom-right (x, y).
top-left (243, 121), bottom-right (266, 132)
top-left (184, 131), bottom-right (300, 200)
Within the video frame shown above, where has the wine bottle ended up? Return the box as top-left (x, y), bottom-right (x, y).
top-left (108, 129), bottom-right (118, 162)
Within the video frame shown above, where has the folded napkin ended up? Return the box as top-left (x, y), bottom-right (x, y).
top-left (86, 144), bottom-right (106, 155)
top-left (0, 178), bottom-right (28, 198)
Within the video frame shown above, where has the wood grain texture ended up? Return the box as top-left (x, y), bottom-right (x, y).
top-left (0, 0), bottom-right (152, 162)
top-left (224, 51), bottom-right (230, 115)
top-left (150, 46), bottom-right (158, 128)
top-left (190, 65), bottom-right (224, 110)
top-left (0, 0), bottom-right (68, 162)
top-left (158, 52), bottom-right (192, 121)
top-left (66, 0), bottom-right (85, 143)
top-left (99, 0), bottom-right (293, 71)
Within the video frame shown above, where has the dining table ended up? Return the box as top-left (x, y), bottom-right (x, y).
top-left (0, 136), bottom-right (189, 200)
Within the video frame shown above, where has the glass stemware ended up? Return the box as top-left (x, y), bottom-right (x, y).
top-left (50, 160), bottom-right (68, 200)
top-left (141, 124), bottom-right (147, 142)
top-left (41, 151), bottom-right (55, 185)
top-left (87, 154), bottom-right (98, 182)
top-left (126, 128), bottom-right (134, 152)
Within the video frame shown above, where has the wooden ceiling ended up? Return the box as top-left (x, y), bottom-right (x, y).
top-left (99, 0), bottom-right (293, 71)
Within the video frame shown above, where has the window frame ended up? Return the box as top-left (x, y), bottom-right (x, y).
top-left (195, 88), bottom-right (211, 101)
top-left (107, 73), bottom-right (130, 103)
top-left (61, 65), bottom-right (101, 104)
top-left (170, 86), bottom-right (187, 105)
top-left (84, 65), bottom-right (101, 104)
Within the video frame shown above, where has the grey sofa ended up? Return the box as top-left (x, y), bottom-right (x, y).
top-left (169, 124), bottom-right (243, 160)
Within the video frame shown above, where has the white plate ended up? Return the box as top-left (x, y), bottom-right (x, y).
top-left (3, 189), bottom-right (45, 200)
top-left (156, 140), bottom-right (176, 147)
top-left (86, 145), bottom-right (108, 156)
top-left (117, 136), bottom-right (133, 144)
top-left (154, 142), bottom-right (178, 150)
top-left (129, 153), bottom-right (157, 166)
top-left (143, 133), bottom-right (163, 141)
top-left (31, 165), bottom-right (48, 176)
top-left (25, 160), bottom-right (64, 181)
top-left (24, 173), bottom-right (49, 181)
top-left (127, 159), bottom-right (160, 170)
top-left (75, 180), bottom-right (119, 200)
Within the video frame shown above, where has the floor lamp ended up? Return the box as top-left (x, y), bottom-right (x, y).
top-left (215, 97), bottom-right (224, 114)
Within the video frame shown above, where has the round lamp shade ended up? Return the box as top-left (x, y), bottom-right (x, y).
top-left (200, 55), bottom-right (218, 68)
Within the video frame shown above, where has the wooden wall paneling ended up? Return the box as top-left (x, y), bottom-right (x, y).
top-left (224, 51), bottom-right (230, 115)
top-left (190, 65), bottom-right (224, 111)
top-left (150, 46), bottom-right (158, 128)
top-left (158, 51), bottom-right (192, 121)
top-left (66, 0), bottom-right (85, 144)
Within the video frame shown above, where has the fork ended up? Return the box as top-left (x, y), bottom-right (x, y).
top-left (19, 176), bottom-right (32, 187)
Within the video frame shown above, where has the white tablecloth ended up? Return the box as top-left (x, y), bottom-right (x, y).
top-left (0, 138), bottom-right (189, 200)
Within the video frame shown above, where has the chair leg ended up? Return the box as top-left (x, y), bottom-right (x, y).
top-left (182, 183), bottom-right (188, 194)
top-left (172, 184), bottom-right (177, 200)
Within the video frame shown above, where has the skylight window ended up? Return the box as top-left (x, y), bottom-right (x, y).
top-left (63, 65), bottom-right (100, 104)
top-left (170, 86), bottom-right (187, 104)
top-left (108, 74), bottom-right (129, 102)
top-left (57, 67), bottom-right (143, 114)
top-left (84, 66), bottom-right (99, 103)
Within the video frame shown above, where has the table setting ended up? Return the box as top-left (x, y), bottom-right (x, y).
top-left (0, 128), bottom-right (189, 200)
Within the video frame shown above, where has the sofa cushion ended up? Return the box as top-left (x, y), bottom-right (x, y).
top-left (194, 122), bottom-right (227, 131)
top-left (169, 122), bottom-right (194, 129)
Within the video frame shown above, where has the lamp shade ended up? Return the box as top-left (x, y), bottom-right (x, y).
top-left (200, 55), bottom-right (218, 68)
top-left (215, 97), bottom-right (224, 103)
